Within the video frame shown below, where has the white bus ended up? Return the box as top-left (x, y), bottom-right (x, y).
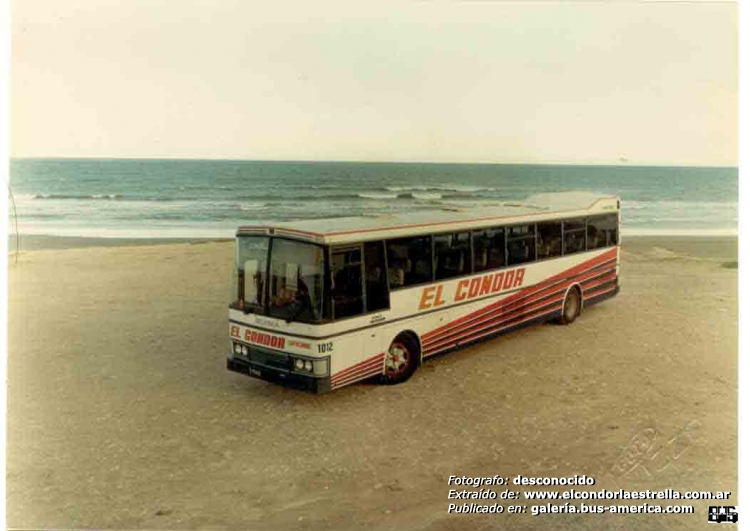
top-left (227, 192), bottom-right (620, 393)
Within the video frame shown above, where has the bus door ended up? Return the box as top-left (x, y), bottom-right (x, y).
top-left (329, 242), bottom-right (390, 367)
top-left (362, 241), bottom-right (390, 349)
top-left (328, 244), bottom-right (365, 368)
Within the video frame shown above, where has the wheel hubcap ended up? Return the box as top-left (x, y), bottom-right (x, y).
top-left (386, 344), bottom-right (408, 374)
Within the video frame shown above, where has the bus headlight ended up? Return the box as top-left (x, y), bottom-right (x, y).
top-left (234, 343), bottom-right (242, 355)
top-left (291, 357), bottom-right (329, 376)
top-left (241, 344), bottom-right (249, 356)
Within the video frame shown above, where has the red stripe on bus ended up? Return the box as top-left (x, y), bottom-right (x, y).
top-left (331, 358), bottom-right (384, 384)
top-left (422, 249), bottom-right (617, 342)
top-left (423, 284), bottom-right (566, 351)
top-left (331, 367), bottom-right (383, 389)
top-left (584, 283), bottom-right (618, 299)
top-left (424, 269), bottom-right (619, 356)
top-left (331, 362), bottom-right (384, 388)
top-left (424, 293), bottom-right (565, 354)
top-left (582, 272), bottom-right (617, 290)
top-left (421, 279), bottom-right (566, 349)
top-left (455, 305), bottom-right (561, 350)
top-left (422, 265), bottom-right (615, 349)
top-left (331, 353), bottom-right (385, 381)
top-left (425, 304), bottom-right (562, 357)
top-left (331, 357), bottom-right (384, 382)
top-left (422, 248), bottom-right (616, 341)
top-left (581, 274), bottom-right (617, 293)
top-left (425, 295), bottom-right (564, 353)
top-left (332, 369), bottom-right (381, 388)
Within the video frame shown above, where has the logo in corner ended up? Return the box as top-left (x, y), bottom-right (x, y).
top-left (708, 506), bottom-right (738, 524)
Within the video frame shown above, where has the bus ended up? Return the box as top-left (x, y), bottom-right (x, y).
top-left (226, 191), bottom-right (620, 393)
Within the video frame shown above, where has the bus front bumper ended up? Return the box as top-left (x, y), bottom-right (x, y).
top-left (226, 355), bottom-right (331, 394)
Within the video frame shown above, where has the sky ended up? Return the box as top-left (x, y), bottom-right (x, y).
top-left (9, 0), bottom-right (738, 165)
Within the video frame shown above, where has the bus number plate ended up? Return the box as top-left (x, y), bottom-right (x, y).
top-left (318, 342), bottom-right (333, 354)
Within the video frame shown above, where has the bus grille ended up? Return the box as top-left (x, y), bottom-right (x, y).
top-left (248, 346), bottom-right (290, 371)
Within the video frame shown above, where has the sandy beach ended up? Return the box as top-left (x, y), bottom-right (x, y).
top-left (7, 236), bottom-right (737, 530)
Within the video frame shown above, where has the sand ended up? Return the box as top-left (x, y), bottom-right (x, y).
top-left (6, 236), bottom-right (737, 530)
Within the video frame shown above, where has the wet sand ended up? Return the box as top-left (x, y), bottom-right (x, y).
top-left (7, 234), bottom-right (231, 251)
top-left (7, 236), bottom-right (737, 530)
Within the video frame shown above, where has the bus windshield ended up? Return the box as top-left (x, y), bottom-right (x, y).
top-left (236, 236), bottom-right (269, 313)
top-left (235, 236), bottom-right (326, 323)
top-left (267, 239), bottom-right (325, 322)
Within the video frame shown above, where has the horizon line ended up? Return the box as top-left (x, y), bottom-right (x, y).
top-left (8, 156), bottom-right (738, 169)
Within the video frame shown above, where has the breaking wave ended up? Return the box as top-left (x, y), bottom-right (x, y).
top-left (25, 193), bottom-right (124, 200)
top-left (383, 185), bottom-right (494, 193)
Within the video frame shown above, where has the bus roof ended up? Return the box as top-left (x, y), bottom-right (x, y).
top-left (237, 191), bottom-right (619, 245)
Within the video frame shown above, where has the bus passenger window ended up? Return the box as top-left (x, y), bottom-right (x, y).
top-left (507, 224), bottom-right (536, 265)
top-left (386, 236), bottom-right (432, 288)
top-left (472, 227), bottom-right (505, 272)
top-left (586, 214), bottom-right (618, 250)
top-left (386, 242), bottom-right (408, 289)
top-left (537, 222), bottom-right (562, 260)
top-left (563, 218), bottom-right (585, 254)
top-left (330, 246), bottom-right (364, 319)
top-left (434, 232), bottom-right (470, 280)
top-left (364, 241), bottom-right (389, 312)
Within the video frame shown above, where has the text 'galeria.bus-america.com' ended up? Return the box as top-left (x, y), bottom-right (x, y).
top-left (226, 191), bottom-right (620, 393)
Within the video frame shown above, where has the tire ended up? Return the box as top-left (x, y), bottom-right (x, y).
top-left (381, 333), bottom-right (420, 385)
top-left (559, 286), bottom-right (581, 325)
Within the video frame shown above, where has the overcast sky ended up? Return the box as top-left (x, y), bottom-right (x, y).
top-left (10, 1), bottom-right (737, 165)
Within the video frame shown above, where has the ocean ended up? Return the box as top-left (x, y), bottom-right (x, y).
top-left (8, 158), bottom-right (738, 239)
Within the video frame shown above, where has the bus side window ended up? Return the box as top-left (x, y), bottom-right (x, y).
top-left (386, 241), bottom-right (409, 289)
top-left (434, 232), bottom-right (470, 280)
top-left (387, 236), bottom-right (432, 288)
top-left (364, 241), bottom-right (389, 312)
top-left (507, 224), bottom-right (536, 265)
top-left (586, 214), bottom-right (618, 250)
top-left (472, 227), bottom-right (504, 272)
top-left (330, 246), bottom-right (364, 319)
top-left (537, 221), bottom-right (562, 260)
top-left (563, 218), bottom-right (586, 254)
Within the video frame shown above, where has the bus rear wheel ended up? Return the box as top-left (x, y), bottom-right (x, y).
top-left (559, 287), bottom-right (581, 325)
top-left (381, 334), bottom-right (419, 385)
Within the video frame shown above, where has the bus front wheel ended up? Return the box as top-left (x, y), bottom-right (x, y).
top-left (381, 334), bottom-right (419, 385)
top-left (559, 287), bottom-right (581, 325)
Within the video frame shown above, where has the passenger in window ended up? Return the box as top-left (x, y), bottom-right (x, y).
top-left (537, 223), bottom-right (561, 259)
top-left (473, 228), bottom-right (504, 271)
top-left (435, 232), bottom-right (469, 279)
top-left (478, 248), bottom-right (488, 269)
top-left (509, 240), bottom-right (531, 264)
top-left (565, 232), bottom-right (584, 253)
top-left (550, 237), bottom-right (561, 255)
top-left (388, 264), bottom-right (406, 288)
top-left (387, 245), bottom-right (409, 288)
top-left (587, 226), bottom-right (600, 249)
